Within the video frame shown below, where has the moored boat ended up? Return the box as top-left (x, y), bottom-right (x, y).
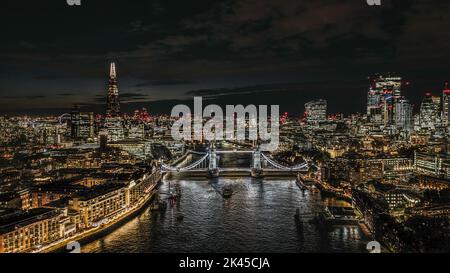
top-left (222, 186), bottom-right (233, 198)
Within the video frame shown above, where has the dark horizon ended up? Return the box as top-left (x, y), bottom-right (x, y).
top-left (1, 0), bottom-right (450, 115)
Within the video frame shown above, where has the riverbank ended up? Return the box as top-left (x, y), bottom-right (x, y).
top-left (80, 177), bottom-right (370, 253)
top-left (37, 181), bottom-right (161, 253)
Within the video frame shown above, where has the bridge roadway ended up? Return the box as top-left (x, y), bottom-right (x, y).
top-left (160, 148), bottom-right (309, 177)
top-left (215, 150), bottom-right (253, 154)
top-left (164, 168), bottom-right (301, 177)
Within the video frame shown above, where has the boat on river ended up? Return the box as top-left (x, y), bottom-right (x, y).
top-left (294, 208), bottom-right (303, 232)
top-left (222, 186), bottom-right (233, 198)
top-left (295, 176), bottom-right (307, 191)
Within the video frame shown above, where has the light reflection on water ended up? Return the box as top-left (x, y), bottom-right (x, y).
top-left (81, 177), bottom-right (368, 253)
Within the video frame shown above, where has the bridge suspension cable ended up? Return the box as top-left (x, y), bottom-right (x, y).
top-left (260, 153), bottom-right (308, 171)
top-left (161, 153), bottom-right (209, 172)
top-left (58, 113), bottom-right (71, 124)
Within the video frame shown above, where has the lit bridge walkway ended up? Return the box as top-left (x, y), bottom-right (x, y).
top-left (160, 148), bottom-right (309, 178)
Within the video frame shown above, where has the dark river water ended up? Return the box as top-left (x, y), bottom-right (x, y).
top-left (81, 153), bottom-right (369, 253)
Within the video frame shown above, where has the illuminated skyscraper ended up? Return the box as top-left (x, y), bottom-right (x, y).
top-left (367, 74), bottom-right (402, 126)
top-left (106, 62), bottom-right (120, 116)
top-left (103, 62), bottom-right (125, 142)
top-left (304, 99), bottom-right (327, 124)
top-left (442, 82), bottom-right (450, 128)
top-left (415, 93), bottom-right (441, 132)
top-left (394, 97), bottom-right (413, 135)
top-left (70, 107), bottom-right (94, 139)
top-left (103, 117), bottom-right (125, 142)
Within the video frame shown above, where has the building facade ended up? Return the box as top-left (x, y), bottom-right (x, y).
top-left (106, 62), bottom-right (120, 117)
top-left (70, 109), bottom-right (94, 139)
top-left (394, 97), bottom-right (413, 135)
top-left (367, 74), bottom-right (402, 126)
top-left (68, 184), bottom-right (128, 229)
top-left (414, 152), bottom-right (450, 179)
top-left (415, 93), bottom-right (441, 132)
top-left (0, 208), bottom-right (63, 253)
top-left (304, 99), bottom-right (327, 124)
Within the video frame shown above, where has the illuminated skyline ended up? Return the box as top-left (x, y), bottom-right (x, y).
top-left (1, 0), bottom-right (450, 115)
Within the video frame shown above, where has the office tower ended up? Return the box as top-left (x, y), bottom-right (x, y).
top-left (367, 74), bottom-right (402, 125)
top-left (394, 97), bottom-right (413, 134)
top-left (443, 82), bottom-right (450, 128)
top-left (127, 122), bottom-right (145, 139)
top-left (416, 93), bottom-right (441, 132)
top-left (304, 99), bottom-right (327, 123)
top-left (70, 107), bottom-right (94, 139)
top-left (103, 62), bottom-right (125, 142)
top-left (106, 62), bottom-right (120, 116)
top-left (102, 118), bottom-right (125, 142)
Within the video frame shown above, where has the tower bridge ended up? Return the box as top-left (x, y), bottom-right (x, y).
top-left (160, 147), bottom-right (309, 178)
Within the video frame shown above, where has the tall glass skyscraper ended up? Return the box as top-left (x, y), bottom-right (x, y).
top-left (106, 62), bottom-right (120, 116)
top-left (103, 62), bottom-right (125, 142)
top-left (367, 74), bottom-right (402, 126)
top-left (415, 93), bottom-right (441, 132)
top-left (394, 97), bottom-right (413, 135)
top-left (443, 83), bottom-right (450, 128)
top-left (304, 99), bottom-right (327, 124)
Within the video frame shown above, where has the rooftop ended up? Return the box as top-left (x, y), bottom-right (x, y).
top-left (72, 183), bottom-right (125, 201)
top-left (0, 208), bottom-right (59, 234)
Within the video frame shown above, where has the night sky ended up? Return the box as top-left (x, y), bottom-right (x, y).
top-left (1, 0), bottom-right (449, 116)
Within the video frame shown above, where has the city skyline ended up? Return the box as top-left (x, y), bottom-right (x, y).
top-left (1, 0), bottom-right (450, 115)
top-left (1, 59), bottom-right (449, 118)
top-left (0, 0), bottom-right (449, 256)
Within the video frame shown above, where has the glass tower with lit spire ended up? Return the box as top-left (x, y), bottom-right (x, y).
top-left (103, 62), bottom-right (125, 142)
top-left (106, 62), bottom-right (120, 116)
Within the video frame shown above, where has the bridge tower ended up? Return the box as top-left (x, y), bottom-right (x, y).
top-left (208, 147), bottom-right (219, 178)
top-left (251, 147), bottom-right (263, 178)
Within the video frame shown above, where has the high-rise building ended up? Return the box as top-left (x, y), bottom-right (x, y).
top-left (415, 93), bottom-right (441, 132)
top-left (304, 99), bottom-right (327, 124)
top-left (442, 82), bottom-right (450, 128)
top-left (106, 62), bottom-right (120, 116)
top-left (127, 122), bottom-right (145, 139)
top-left (414, 152), bottom-right (450, 179)
top-left (103, 62), bottom-right (125, 142)
top-left (100, 62), bottom-right (125, 142)
top-left (70, 107), bottom-right (94, 139)
top-left (367, 74), bottom-right (402, 126)
top-left (394, 97), bottom-right (413, 135)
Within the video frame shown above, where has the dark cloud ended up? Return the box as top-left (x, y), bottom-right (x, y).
top-left (120, 93), bottom-right (149, 99)
top-left (186, 83), bottom-right (305, 98)
top-left (26, 95), bottom-right (47, 99)
top-left (92, 92), bottom-right (149, 103)
top-left (1, 0), bottom-right (449, 114)
top-left (0, 95), bottom-right (47, 100)
top-left (135, 80), bottom-right (195, 87)
top-left (34, 75), bottom-right (72, 80)
top-left (185, 81), bottom-right (368, 114)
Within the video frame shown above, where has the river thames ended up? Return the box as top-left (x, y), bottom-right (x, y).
top-left (81, 153), bottom-right (369, 253)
